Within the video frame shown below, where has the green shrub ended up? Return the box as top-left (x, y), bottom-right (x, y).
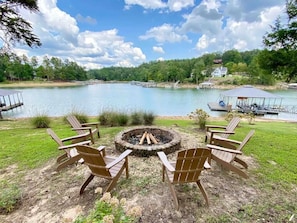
top-left (117, 113), bottom-right (129, 126)
top-left (98, 111), bottom-right (125, 127)
top-left (0, 182), bottom-right (21, 213)
top-left (31, 114), bottom-right (51, 128)
top-left (188, 109), bottom-right (209, 130)
top-left (130, 112), bottom-right (144, 125)
top-left (143, 112), bottom-right (155, 125)
top-left (72, 113), bottom-right (88, 123)
top-left (98, 111), bottom-right (109, 125)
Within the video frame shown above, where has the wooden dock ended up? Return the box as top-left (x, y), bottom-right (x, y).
top-left (0, 89), bottom-right (24, 119)
top-left (207, 102), bottom-right (231, 112)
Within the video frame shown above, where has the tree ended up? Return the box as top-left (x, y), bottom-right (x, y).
top-left (0, 0), bottom-right (41, 49)
top-left (262, 0), bottom-right (297, 82)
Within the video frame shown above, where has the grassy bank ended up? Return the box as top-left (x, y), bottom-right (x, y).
top-left (0, 117), bottom-right (296, 221)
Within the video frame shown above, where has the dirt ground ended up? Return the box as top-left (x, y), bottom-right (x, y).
top-left (0, 126), bottom-right (295, 223)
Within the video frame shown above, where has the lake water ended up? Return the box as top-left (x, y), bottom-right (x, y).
top-left (2, 83), bottom-right (297, 121)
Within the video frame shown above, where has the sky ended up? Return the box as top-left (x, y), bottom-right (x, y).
top-left (11, 0), bottom-right (287, 70)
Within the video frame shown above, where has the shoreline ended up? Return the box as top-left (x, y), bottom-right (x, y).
top-left (0, 80), bottom-right (287, 90)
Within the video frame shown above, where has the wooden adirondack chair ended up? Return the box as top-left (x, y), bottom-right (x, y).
top-left (157, 148), bottom-right (211, 210)
top-left (75, 145), bottom-right (132, 195)
top-left (206, 130), bottom-right (255, 179)
top-left (66, 115), bottom-right (100, 144)
top-left (205, 117), bottom-right (241, 147)
top-left (46, 128), bottom-right (91, 171)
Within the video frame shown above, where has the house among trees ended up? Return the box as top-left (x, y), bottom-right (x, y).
top-left (211, 66), bottom-right (228, 77)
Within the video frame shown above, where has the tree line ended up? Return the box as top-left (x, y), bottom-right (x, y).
top-left (0, 53), bottom-right (87, 82)
top-left (1, 0), bottom-right (297, 85)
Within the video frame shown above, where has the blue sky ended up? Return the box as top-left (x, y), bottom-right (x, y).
top-left (12, 0), bottom-right (286, 69)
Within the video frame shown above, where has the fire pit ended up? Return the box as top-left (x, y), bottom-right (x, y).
top-left (114, 126), bottom-right (181, 157)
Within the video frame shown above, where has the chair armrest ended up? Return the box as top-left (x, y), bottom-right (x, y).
top-left (61, 133), bottom-right (89, 142)
top-left (106, 149), bottom-right (132, 169)
top-left (81, 122), bottom-right (99, 127)
top-left (206, 125), bottom-right (227, 131)
top-left (157, 152), bottom-right (175, 172)
top-left (212, 137), bottom-right (241, 145)
top-left (97, 145), bottom-right (106, 156)
top-left (71, 127), bottom-right (92, 131)
top-left (206, 144), bottom-right (242, 154)
top-left (209, 130), bottom-right (234, 140)
top-left (58, 140), bottom-right (91, 150)
top-left (209, 130), bottom-right (235, 134)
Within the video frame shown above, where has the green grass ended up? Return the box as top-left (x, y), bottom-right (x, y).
top-left (0, 117), bottom-right (296, 216)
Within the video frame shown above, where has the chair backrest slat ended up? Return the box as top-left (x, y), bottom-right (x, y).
top-left (221, 117), bottom-right (241, 138)
top-left (238, 130), bottom-right (255, 152)
top-left (173, 148), bottom-right (211, 183)
top-left (76, 145), bottom-right (112, 177)
top-left (67, 115), bottom-right (85, 135)
top-left (47, 128), bottom-right (63, 146)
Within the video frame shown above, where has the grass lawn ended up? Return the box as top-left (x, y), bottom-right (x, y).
top-left (0, 117), bottom-right (296, 222)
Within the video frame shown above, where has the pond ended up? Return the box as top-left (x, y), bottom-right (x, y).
top-left (2, 83), bottom-right (297, 121)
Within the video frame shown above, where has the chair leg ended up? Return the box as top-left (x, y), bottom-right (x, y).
top-left (80, 174), bottom-right (94, 195)
top-left (212, 156), bottom-right (248, 179)
top-left (234, 157), bottom-right (248, 169)
top-left (125, 159), bottom-right (129, 178)
top-left (196, 180), bottom-right (209, 207)
top-left (56, 155), bottom-right (82, 171)
top-left (162, 165), bottom-right (165, 182)
top-left (56, 153), bottom-right (67, 163)
top-left (97, 130), bottom-right (100, 138)
top-left (165, 173), bottom-right (179, 210)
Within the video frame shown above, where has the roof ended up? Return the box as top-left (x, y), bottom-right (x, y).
top-left (220, 85), bottom-right (281, 99)
top-left (0, 89), bottom-right (22, 96)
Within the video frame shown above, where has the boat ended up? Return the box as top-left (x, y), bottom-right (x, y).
top-left (288, 83), bottom-right (297, 89)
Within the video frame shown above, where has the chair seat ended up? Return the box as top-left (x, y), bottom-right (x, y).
top-left (76, 145), bottom-right (132, 194)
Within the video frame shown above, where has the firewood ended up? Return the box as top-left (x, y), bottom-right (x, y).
top-left (139, 131), bottom-right (147, 145)
top-left (146, 132), bottom-right (151, 144)
top-left (149, 133), bottom-right (158, 144)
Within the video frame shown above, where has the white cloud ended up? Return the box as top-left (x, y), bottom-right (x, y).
top-left (180, 0), bottom-right (223, 35)
top-left (124, 0), bottom-right (166, 10)
top-left (76, 14), bottom-right (97, 25)
top-left (167, 0), bottom-right (194, 12)
top-left (196, 34), bottom-right (216, 50)
top-left (193, 4), bottom-right (284, 54)
top-left (125, 0), bottom-right (195, 11)
top-left (15, 0), bottom-right (146, 69)
top-left (153, 46), bottom-right (165, 54)
top-left (140, 24), bottom-right (189, 43)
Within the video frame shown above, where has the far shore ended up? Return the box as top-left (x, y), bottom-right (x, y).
top-left (0, 80), bottom-right (288, 90)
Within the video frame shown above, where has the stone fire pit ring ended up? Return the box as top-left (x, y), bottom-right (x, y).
top-left (114, 126), bottom-right (181, 157)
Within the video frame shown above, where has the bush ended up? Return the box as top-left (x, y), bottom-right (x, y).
top-left (130, 112), bottom-right (144, 125)
top-left (31, 114), bottom-right (51, 128)
top-left (143, 112), bottom-right (155, 125)
top-left (117, 113), bottom-right (129, 126)
top-left (72, 112), bottom-right (88, 123)
top-left (0, 182), bottom-right (21, 213)
top-left (98, 111), bottom-right (126, 127)
top-left (188, 109), bottom-right (209, 130)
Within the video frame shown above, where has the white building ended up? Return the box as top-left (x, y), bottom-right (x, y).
top-left (211, 67), bottom-right (228, 77)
